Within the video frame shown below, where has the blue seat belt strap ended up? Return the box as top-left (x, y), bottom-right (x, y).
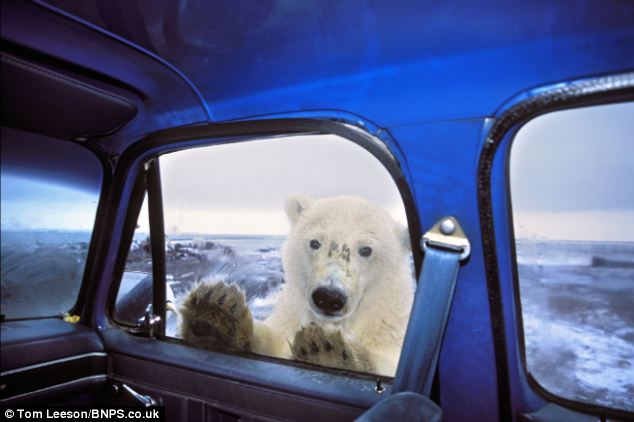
top-left (392, 217), bottom-right (470, 397)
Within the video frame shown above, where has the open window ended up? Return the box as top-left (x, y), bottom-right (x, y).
top-left (113, 130), bottom-right (419, 380)
top-left (508, 102), bottom-right (634, 414)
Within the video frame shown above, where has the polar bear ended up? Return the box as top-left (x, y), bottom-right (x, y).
top-left (180, 195), bottom-right (415, 376)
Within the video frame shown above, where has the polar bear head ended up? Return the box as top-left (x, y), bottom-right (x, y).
top-left (282, 195), bottom-right (412, 323)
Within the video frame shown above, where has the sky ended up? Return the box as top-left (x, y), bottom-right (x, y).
top-left (2, 103), bottom-right (632, 241)
top-left (1, 126), bottom-right (102, 232)
top-left (158, 134), bottom-right (407, 235)
top-left (1, 174), bottom-right (99, 231)
top-left (510, 101), bottom-right (634, 241)
top-left (0, 133), bottom-right (407, 235)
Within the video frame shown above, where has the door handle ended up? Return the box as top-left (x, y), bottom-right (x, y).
top-left (112, 382), bottom-right (159, 407)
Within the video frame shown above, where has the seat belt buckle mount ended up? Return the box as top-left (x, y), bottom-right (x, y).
top-left (421, 216), bottom-right (470, 262)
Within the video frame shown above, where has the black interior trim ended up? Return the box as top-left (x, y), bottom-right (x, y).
top-left (32, 0), bottom-right (212, 121)
top-left (477, 71), bottom-right (634, 421)
top-left (102, 326), bottom-right (386, 400)
top-left (0, 39), bottom-right (144, 98)
top-left (1, 319), bottom-right (107, 404)
top-left (1, 352), bottom-right (106, 376)
top-left (1, 354), bottom-right (106, 400)
top-left (0, 319), bottom-right (105, 372)
top-left (72, 141), bottom-right (113, 322)
top-left (108, 351), bottom-right (370, 422)
top-left (0, 52), bottom-right (137, 141)
top-left (1, 375), bottom-right (107, 406)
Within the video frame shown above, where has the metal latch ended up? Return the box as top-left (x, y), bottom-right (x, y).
top-left (421, 216), bottom-right (470, 262)
top-left (140, 304), bottom-right (161, 337)
top-left (126, 304), bottom-right (162, 337)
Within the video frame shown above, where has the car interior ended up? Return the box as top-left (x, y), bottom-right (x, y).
top-left (1, 1), bottom-right (633, 421)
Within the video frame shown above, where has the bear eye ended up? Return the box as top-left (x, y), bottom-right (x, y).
top-left (309, 239), bottom-right (321, 250)
top-left (359, 246), bottom-right (373, 257)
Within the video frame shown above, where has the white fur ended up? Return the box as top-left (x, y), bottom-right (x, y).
top-left (253, 195), bottom-right (415, 376)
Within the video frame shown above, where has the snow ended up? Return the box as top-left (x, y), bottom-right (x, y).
top-left (3, 231), bottom-right (632, 412)
top-left (518, 240), bottom-right (634, 411)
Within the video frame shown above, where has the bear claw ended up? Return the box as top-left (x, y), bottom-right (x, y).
top-left (291, 325), bottom-right (372, 372)
top-left (180, 281), bottom-right (253, 353)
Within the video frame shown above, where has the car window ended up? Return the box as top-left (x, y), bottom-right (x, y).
top-left (115, 133), bottom-right (416, 377)
top-left (509, 102), bottom-right (634, 412)
top-left (0, 127), bottom-right (103, 320)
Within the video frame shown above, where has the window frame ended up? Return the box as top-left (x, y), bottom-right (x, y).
top-left (70, 142), bottom-right (112, 321)
top-left (479, 72), bottom-right (634, 420)
top-left (105, 118), bottom-right (422, 391)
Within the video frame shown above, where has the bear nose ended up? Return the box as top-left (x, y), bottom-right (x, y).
top-left (312, 287), bottom-right (347, 313)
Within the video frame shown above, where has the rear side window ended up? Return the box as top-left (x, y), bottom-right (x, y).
top-left (1, 127), bottom-right (102, 320)
top-left (510, 102), bottom-right (634, 412)
top-left (115, 133), bottom-right (416, 377)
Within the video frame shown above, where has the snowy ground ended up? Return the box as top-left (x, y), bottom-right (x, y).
top-left (3, 231), bottom-right (632, 411)
top-left (1, 230), bottom-right (90, 319)
top-left (517, 240), bottom-right (634, 411)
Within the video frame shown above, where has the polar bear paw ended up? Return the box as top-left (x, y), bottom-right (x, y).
top-left (291, 324), bottom-right (372, 373)
top-left (180, 281), bottom-right (254, 353)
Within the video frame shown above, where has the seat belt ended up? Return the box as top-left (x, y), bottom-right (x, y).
top-left (392, 216), bottom-right (470, 397)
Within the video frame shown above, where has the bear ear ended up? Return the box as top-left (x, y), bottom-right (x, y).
top-left (285, 195), bottom-right (314, 224)
top-left (394, 223), bottom-right (412, 251)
